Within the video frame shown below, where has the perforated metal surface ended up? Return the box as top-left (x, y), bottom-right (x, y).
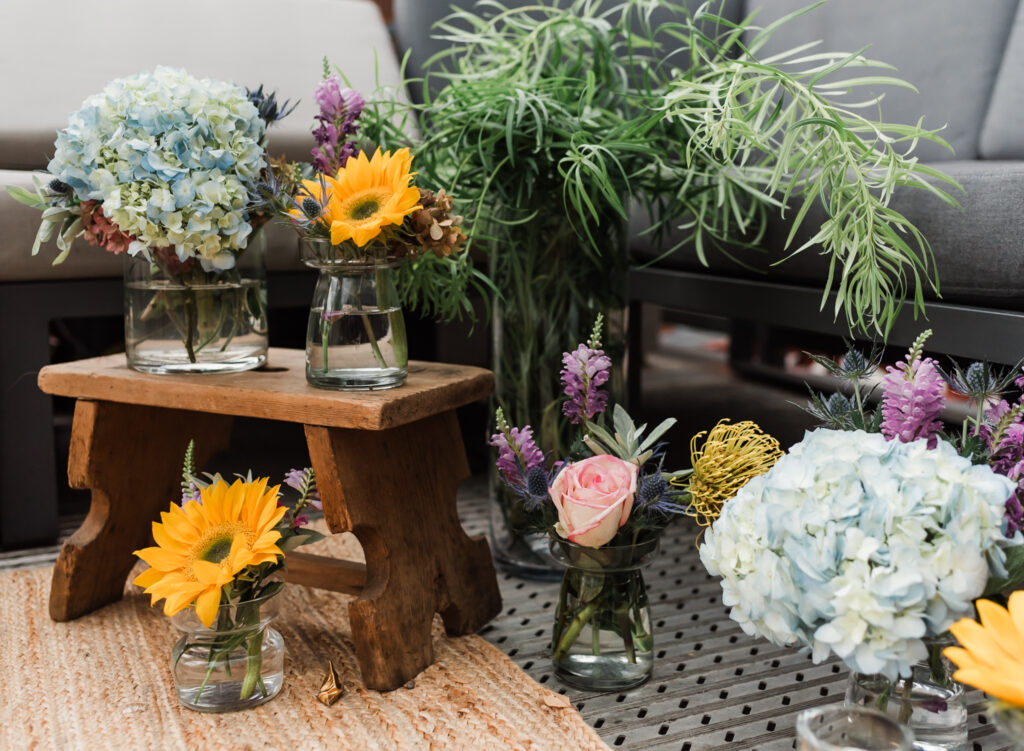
top-left (457, 479), bottom-right (1013, 751)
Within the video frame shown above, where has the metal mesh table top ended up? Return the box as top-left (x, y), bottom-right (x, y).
top-left (457, 480), bottom-right (1013, 751)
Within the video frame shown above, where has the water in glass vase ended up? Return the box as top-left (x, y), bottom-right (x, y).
top-left (306, 306), bottom-right (407, 390)
top-left (125, 279), bottom-right (268, 374)
top-left (172, 628), bottom-right (285, 713)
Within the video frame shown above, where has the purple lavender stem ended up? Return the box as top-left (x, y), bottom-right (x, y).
top-left (560, 343), bottom-right (611, 424)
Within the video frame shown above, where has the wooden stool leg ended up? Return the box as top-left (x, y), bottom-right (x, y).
top-left (305, 411), bottom-right (502, 691)
top-left (49, 400), bottom-right (233, 622)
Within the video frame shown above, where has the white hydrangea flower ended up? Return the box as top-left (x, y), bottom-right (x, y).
top-left (700, 428), bottom-right (1020, 680)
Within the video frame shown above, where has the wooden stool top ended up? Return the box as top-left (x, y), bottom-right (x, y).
top-left (38, 349), bottom-right (493, 430)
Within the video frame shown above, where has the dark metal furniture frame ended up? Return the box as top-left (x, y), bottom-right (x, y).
top-left (0, 271), bottom-right (313, 549)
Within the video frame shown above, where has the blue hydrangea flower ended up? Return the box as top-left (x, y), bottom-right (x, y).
top-left (48, 67), bottom-right (266, 264)
top-left (700, 428), bottom-right (1020, 681)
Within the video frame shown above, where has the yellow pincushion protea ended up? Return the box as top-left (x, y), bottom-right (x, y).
top-left (944, 593), bottom-right (1024, 707)
top-left (133, 478), bottom-right (287, 627)
top-left (321, 147), bottom-right (421, 247)
top-left (676, 419), bottom-right (783, 527)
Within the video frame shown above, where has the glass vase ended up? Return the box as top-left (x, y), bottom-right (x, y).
top-left (992, 704), bottom-right (1024, 750)
top-left (488, 210), bottom-right (627, 578)
top-left (124, 235), bottom-right (268, 374)
top-left (845, 636), bottom-right (967, 751)
top-left (302, 238), bottom-right (407, 390)
top-left (796, 706), bottom-right (914, 750)
top-left (549, 536), bottom-right (657, 691)
top-left (170, 590), bottom-right (284, 713)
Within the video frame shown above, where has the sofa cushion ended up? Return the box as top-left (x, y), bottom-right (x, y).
top-left (0, 0), bottom-right (402, 170)
top-left (743, 0), bottom-right (1019, 162)
top-left (0, 170), bottom-right (302, 282)
top-left (392, 0), bottom-right (746, 101)
top-left (981, 1), bottom-right (1024, 158)
top-left (632, 160), bottom-right (1024, 310)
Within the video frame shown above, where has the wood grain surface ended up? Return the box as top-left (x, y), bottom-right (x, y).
top-left (49, 401), bottom-right (233, 621)
top-left (37, 349), bottom-right (493, 431)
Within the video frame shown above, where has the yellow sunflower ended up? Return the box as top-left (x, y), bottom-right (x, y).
top-left (133, 478), bottom-right (286, 627)
top-left (944, 593), bottom-right (1024, 707)
top-left (323, 147), bottom-right (421, 247)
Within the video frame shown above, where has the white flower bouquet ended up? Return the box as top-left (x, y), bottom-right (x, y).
top-left (699, 428), bottom-right (1019, 681)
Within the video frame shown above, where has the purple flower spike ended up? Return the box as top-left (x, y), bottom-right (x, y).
top-left (560, 343), bottom-right (612, 425)
top-left (1006, 489), bottom-right (1024, 537)
top-left (880, 355), bottom-right (945, 448)
top-left (283, 467), bottom-right (321, 511)
top-left (489, 418), bottom-right (544, 484)
top-left (311, 75), bottom-right (364, 174)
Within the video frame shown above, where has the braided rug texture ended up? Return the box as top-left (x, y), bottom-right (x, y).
top-left (0, 531), bottom-right (609, 751)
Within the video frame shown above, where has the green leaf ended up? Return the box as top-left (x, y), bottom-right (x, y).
top-left (5, 185), bottom-right (45, 208)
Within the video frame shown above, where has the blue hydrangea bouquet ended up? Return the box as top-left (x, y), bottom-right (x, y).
top-left (8, 67), bottom-right (293, 371)
top-left (696, 330), bottom-right (1024, 739)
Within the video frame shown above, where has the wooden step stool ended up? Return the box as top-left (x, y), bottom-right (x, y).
top-left (37, 348), bottom-right (502, 691)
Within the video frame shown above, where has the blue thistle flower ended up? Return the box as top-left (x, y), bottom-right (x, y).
top-left (301, 197), bottom-right (322, 219)
top-left (636, 471), bottom-right (686, 516)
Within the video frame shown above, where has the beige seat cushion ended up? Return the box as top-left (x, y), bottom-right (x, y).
top-left (0, 0), bottom-right (402, 170)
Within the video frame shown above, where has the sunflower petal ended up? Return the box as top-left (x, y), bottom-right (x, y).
top-left (1009, 590), bottom-right (1024, 641)
top-left (194, 587), bottom-right (223, 627)
top-left (977, 598), bottom-right (1022, 661)
top-left (135, 546), bottom-right (186, 571)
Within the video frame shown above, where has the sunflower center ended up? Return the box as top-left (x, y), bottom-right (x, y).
top-left (338, 188), bottom-right (392, 224)
top-left (188, 521), bottom-right (254, 571)
top-left (200, 535), bottom-right (236, 564)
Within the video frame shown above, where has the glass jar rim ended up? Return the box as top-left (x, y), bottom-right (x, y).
top-left (549, 535), bottom-right (659, 571)
top-left (300, 236), bottom-right (402, 268)
top-left (169, 587), bottom-right (282, 634)
top-left (795, 705), bottom-right (914, 750)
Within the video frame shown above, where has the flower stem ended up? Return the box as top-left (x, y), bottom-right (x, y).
top-left (553, 602), bottom-right (598, 661)
top-left (898, 676), bottom-right (915, 725)
top-left (184, 290), bottom-right (197, 363)
top-left (239, 630), bottom-right (264, 700)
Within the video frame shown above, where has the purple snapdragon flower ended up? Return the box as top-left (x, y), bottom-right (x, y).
top-left (880, 354), bottom-right (945, 448)
top-left (489, 424), bottom-right (545, 484)
top-left (985, 397), bottom-right (1024, 537)
top-left (489, 408), bottom-right (549, 511)
top-left (560, 315), bottom-right (612, 425)
top-left (283, 467), bottom-right (322, 511)
top-left (311, 74), bottom-right (365, 173)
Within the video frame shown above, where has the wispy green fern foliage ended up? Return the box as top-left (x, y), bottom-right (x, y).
top-left (359, 0), bottom-right (957, 336)
top-left (653, 0), bottom-right (959, 334)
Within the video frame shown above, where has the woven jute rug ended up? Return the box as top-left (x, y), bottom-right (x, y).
top-left (0, 531), bottom-right (609, 751)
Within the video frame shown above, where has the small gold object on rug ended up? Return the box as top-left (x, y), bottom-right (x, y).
top-left (316, 660), bottom-right (343, 706)
top-left (2, 528), bottom-right (611, 750)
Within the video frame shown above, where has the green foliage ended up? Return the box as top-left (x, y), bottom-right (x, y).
top-left (583, 404), bottom-right (677, 465)
top-left (355, 0), bottom-right (957, 338)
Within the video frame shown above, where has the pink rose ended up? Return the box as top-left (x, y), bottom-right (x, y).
top-left (549, 454), bottom-right (638, 548)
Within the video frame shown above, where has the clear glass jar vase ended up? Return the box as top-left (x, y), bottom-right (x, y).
top-left (796, 706), bottom-right (914, 750)
top-left (487, 210), bottom-right (626, 579)
top-left (171, 589), bottom-right (284, 713)
top-left (302, 238), bottom-right (408, 390)
top-left (845, 636), bottom-right (968, 751)
top-left (124, 236), bottom-right (267, 374)
top-left (992, 704), bottom-right (1024, 750)
top-left (549, 536), bottom-right (657, 691)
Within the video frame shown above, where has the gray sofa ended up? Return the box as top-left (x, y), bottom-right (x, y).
top-left (627, 0), bottom-right (1024, 368)
top-left (0, 0), bottom-right (403, 547)
top-left (395, 0), bottom-right (1024, 365)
